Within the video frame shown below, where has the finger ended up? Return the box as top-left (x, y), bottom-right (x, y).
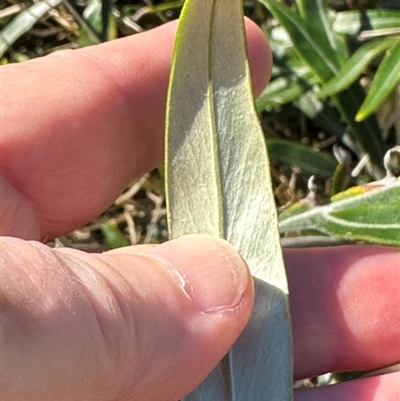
top-left (285, 246), bottom-right (400, 380)
top-left (0, 20), bottom-right (271, 241)
top-left (294, 371), bottom-right (399, 401)
top-left (1, 235), bottom-right (253, 401)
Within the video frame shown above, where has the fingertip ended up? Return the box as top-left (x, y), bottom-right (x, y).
top-left (1, 18), bottom-right (272, 240)
top-left (285, 246), bottom-right (400, 379)
top-left (146, 234), bottom-right (254, 314)
top-left (0, 236), bottom-right (253, 401)
top-left (244, 17), bottom-right (273, 96)
top-left (103, 235), bottom-right (254, 399)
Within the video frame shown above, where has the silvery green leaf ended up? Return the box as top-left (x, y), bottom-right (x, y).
top-left (165, 0), bottom-right (292, 399)
top-left (279, 183), bottom-right (400, 246)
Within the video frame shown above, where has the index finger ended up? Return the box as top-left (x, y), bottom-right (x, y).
top-left (0, 20), bottom-right (271, 240)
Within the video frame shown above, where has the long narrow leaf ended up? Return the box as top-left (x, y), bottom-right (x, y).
top-left (357, 39), bottom-right (400, 121)
top-left (295, 91), bottom-right (347, 139)
top-left (318, 38), bottom-right (395, 97)
top-left (279, 184), bottom-right (400, 245)
top-left (256, 68), bottom-right (317, 110)
top-left (258, 0), bottom-right (339, 82)
top-left (78, 0), bottom-right (117, 46)
top-left (334, 9), bottom-right (400, 36)
top-left (166, 0), bottom-right (292, 399)
top-left (267, 139), bottom-right (337, 178)
top-left (332, 88), bottom-right (385, 177)
top-left (296, 0), bottom-right (348, 67)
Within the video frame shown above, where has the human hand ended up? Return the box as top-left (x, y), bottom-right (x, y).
top-left (1, 20), bottom-right (399, 401)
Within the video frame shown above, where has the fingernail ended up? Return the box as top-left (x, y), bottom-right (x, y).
top-left (147, 235), bottom-right (251, 313)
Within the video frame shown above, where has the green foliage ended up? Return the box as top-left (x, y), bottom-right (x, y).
top-left (256, 2), bottom-right (399, 248)
top-left (257, 0), bottom-right (400, 178)
top-left (78, 0), bottom-right (117, 46)
top-left (101, 221), bottom-right (130, 248)
top-left (266, 139), bottom-right (337, 178)
top-left (356, 38), bottom-right (400, 121)
top-left (318, 8), bottom-right (400, 123)
top-left (2, 0), bottom-right (398, 251)
top-left (317, 38), bottom-right (395, 98)
top-left (165, 0), bottom-right (292, 398)
top-left (279, 183), bottom-right (400, 245)
top-left (256, 65), bottom-right (318, 110)
top-left (333, 9), bottom-right (400, 35)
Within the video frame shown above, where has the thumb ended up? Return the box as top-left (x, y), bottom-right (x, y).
top-left (1, 234), bottom-right (254, 401)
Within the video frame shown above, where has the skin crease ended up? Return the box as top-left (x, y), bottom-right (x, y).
top-left (0, 19), bottom-right (399, 401)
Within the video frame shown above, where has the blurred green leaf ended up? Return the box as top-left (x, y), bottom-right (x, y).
top-left (258, 0), bottom-right (385, 177)
top-left (357, 38), bottom-right (400, 121)
top-left (258, 0), bottom-right (340, 82)
top-left (279, 184), bottom-right (400, 245)
top-left (5, 51), bottom-right (29, 62)
top-left (267, 138), bottom-right (337, 178)
top-left (257, 29), bottom-right (347, 139)
top-left (79, 0), bottom-right (117, 46)
top-left (122, 0), bottom-right (183, 16)
top-left (318, 38), bottom-right (395, 98)
top-left (296, 0), bottom-right (348, 66)
top-left (294, 90), bottom-right (346, 138)
top-left (278, 201), bottom-right (313, 222)
top-left (101, 221), bottom-right (129, 248)
top-left (0, 0), bottom-right (63, 58)
top-left (330, 89), bottom-right (385, 178)
top-left (259, 28), bottom-right (316, 109)
top-left (141, 0), bottom-right (184, 14)
top-left (166, 0), bottom-right (292, 399)
top-left (256, 67), bottom-right (317, 110)
top-left (331, 161), bottom-right (352, 196)
top-left (334, 9), bottom-right (400, 35)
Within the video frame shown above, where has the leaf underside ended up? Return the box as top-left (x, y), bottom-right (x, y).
top-left (165, 0), bottom-right (293, 399)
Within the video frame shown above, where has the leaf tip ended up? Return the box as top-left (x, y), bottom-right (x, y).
top-left (355, 111), bottom-right (366, 122)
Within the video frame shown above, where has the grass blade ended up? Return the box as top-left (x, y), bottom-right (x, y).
top-left (258, 0), bottom-right (340, 82)
top-left (334, 9), bottom-right (400, 35)
top-left (256, 68), bottom-right (317, 110)
top-left (78, 0), bottom-right (117, 46)
top-left (357, 38), bottom-right (400, 121)
top-left (267, 139), bottom-right (337, 178)
top-left (318, 38), bottom-right (395, 98)
top-left (295, 0), bottom-right (348, 67)
top-left (166, 0), bottom-right (293, 399)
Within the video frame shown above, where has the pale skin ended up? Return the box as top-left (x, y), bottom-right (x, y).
top-left (0, 20), bottom-right (399, 401)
